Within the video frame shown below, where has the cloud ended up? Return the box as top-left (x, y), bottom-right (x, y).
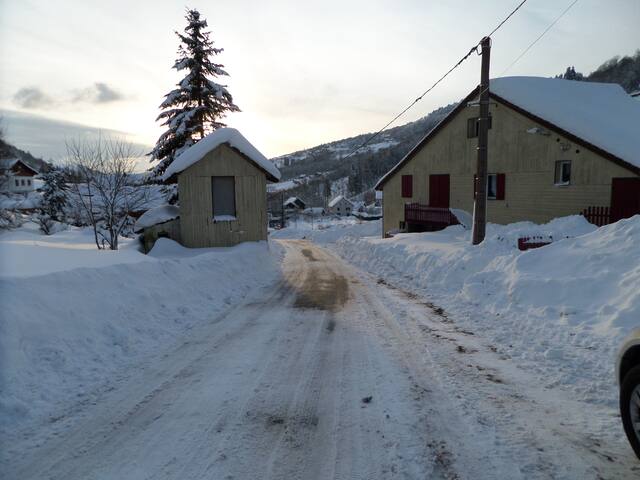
top-left (72, 82), bottom-right (124, 104)
top-left (12, 87), bottom-right (54, 109)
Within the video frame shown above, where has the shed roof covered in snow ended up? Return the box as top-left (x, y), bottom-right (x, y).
top-left (328, 195), bottom-right (352, 208)
top-left (134, 205), bottom-right (180, 233)
top-left (376, 76), bottom-right (640, 189)
top-left (161, 128), bottom-right (281, 182)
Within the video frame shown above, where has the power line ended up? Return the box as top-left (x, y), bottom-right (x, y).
top-left (340, 0), bottom-right (529, 162)
top-left (499, 0), bottom-right (580, 76)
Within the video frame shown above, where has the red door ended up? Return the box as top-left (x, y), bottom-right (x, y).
top-left (611, 177), bottom-right (640, 222)
top-left (429, 174), bottom-right (450, 208)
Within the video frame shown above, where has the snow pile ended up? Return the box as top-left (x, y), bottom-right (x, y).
top-left (133, 205), bottom-right (180, 233)
top-left (491, 77), bottom-right (640, 168)
top-left (162, 128), bottom-right (281, 181)
top-left (0, 227), bottom-right (281, 440)
top-left (332, 215), bottom-right (640, 407)
top-left (271, 217), bottom-right (380, 244)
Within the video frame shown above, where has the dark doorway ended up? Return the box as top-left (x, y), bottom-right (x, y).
top-left (611, 177), bottom-right (640, 223)
top-left (429, 174), bottom-right (450, 208)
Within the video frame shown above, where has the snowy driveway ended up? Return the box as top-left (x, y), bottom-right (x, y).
top-left (5, 240), bottom-right (638, 479)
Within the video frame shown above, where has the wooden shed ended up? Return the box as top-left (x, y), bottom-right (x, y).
top-left (160, 128), bottom-right (281, 248)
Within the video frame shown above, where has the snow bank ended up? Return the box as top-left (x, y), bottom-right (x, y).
top-left (331, 215), bottom-right (640, 407)
top-left (0, 223), bottom-right (149, 278)
top-left (0, 228), bottom-right (281, 440)
top-left (162, 128), bottom-right (281, 181)
top-left (491, 77), bottom-right (640, 168)
top-left (133, 205), bottom-right (179, 233)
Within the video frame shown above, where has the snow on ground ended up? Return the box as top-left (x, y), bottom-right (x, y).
top-left (270, 215), bottom-right (380, 243)
top-left (320, 214), bottom-right (640, 409)
top-left (0, 225), bottom-right (281, 445)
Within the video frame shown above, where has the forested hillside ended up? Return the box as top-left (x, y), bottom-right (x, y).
top-left (271, 50), bottom-right (640, 206)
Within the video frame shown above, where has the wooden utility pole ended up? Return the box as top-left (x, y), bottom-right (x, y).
top-left (472, 36), bottom-right (491, 245)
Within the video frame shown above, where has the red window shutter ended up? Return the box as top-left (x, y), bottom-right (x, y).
top-left (496, 173), bottom-right (506, 200)
top-left (401, 175), bottom-right (413, 198)
top-left (473, 175), bottom-right (478, 199)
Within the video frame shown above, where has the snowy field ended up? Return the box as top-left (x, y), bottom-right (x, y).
top-left (0, 224), bottom-right (281, 452)
top-left (274, 215), bottom-right (640, 424)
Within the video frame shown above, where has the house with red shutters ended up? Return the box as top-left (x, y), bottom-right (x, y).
top-left (375, 76), bottom-right (640, 237)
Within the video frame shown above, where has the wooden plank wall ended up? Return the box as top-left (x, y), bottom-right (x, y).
top-left (178, 144), bottom-right (268, 248)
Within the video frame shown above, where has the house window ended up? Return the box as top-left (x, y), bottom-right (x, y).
top-left (21, 179), bottom-right (26, 186)
top-left (15, 179), bottom-right (19, 186)
top-left (211, 176), bottom-right (236, 220)
top-left (467, 116), bottom-right (493, 138)
top-left (27, 179), bottom-right (32, 186)
top-left (554, 160), bottom-right (571, 186)
top-left (401, 175), bottom-right (413, 198)
top-left (487, 174), bottom-right (497, 199)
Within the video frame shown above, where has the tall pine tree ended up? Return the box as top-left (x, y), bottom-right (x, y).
top-left (150, 9), bottom-right (240, 180)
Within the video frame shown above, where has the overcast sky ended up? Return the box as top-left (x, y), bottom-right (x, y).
top-left (0, 0), bottom-right (638, 159)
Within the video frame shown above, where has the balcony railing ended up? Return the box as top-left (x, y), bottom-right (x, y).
top-left (404, 203), bottom-right (459, 230)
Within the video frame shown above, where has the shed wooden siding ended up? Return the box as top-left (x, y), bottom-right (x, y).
top-left (178, 144), bottom-right (268, 248)
top-left (382, 98), bottom-right (638, 235)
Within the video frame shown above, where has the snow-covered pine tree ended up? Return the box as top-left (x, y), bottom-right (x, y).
top-left (37, 169), bottom-right (67, 234)
top-left (149, 9), bottom-right (240, 181)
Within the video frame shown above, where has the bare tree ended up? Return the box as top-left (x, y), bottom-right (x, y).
top-left (66, 137), bottom-right (149, 250)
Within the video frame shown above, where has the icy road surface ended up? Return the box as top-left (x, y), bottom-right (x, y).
top-left (5, 241), bottom-right (638, 479)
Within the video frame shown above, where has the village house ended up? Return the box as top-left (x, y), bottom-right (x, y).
top-left (376, 76), bottom-right (640, 236)
top-left (283, 196), bottom-right (306, 210)
top-left (136, 128), bottom-right (281, 250)
top-left (328, 195), bottom-right (353, 216)
top-left (0, 159), bottom-right (39, 194)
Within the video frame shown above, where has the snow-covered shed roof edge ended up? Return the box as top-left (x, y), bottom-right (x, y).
top-left (161, 128), bottom-right (281, 182)
top-left (133, 205), bottom-right (180, 233)
top-left (375, 78), bottom-right (640, 190)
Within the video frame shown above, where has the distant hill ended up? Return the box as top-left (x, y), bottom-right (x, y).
top-left (556, 50), bottom-right (640, 93)
top-left (271, 50), bottom-right (640, 206)
top-left (0, 136), bottom-right (52, 174)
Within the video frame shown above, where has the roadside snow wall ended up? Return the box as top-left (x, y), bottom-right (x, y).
top-left (333, 215), bottom-right (640, 407)
top-left (0, 239), bottom-right (281, 440)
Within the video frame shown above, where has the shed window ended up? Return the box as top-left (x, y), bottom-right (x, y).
top-left (554, 160), bottom-right (571, 186)
top-left (467, 116), bottom-right (493, 138)
top-left (211, 176), bottom-right (236, 220)
top-left (487, 174), bottom-right (497, 199)
top-left (401, 175), bottom-right (413, 198)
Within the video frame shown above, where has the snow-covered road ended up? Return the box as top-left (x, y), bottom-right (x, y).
top-left (5, 240), bottom-right (638, 479)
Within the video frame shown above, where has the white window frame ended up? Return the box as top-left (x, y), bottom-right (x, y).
top-left (554, 160), bottom-right (571, 186)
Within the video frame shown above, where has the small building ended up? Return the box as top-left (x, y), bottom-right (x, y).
top-left (0, 159), bottom-right (38, 194)
top-left (284, 196), bottom-right (306, 210)
top-left (376, 77), bottom-right (640, 236)
top-left (328, 195), bottom-right (353, 216)
top-left (134, 205), bottom-right (181, 252)
top-left (141, 128), bottom-right (281, 249)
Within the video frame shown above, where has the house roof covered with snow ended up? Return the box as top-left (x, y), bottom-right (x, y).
top-left (134, 205), bottom-right (180, 233)
top-left (328, 195), bottom-right (352, 208)
top-left (376, 76), bottom-right (640, 189)
top-left (162, 128), bottom-right (281, 182)
top-left (0, 158), bottom-right (39, 175)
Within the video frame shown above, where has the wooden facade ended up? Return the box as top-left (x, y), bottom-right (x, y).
top-left (378, 89), bottom-right (640, 236)
top-left (178, 144), bottom-right (269, 248)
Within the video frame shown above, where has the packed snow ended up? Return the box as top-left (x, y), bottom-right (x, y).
top-left (162, 127), bottom-right (281, 181)
top-left (324, 215), bottom-right (639, 408)
top-left (490, 76), bottom-right (640, 168)
top-left (133, 205), bottom-right (180, 233)
top-left (0, 224), bottom-right (281, 448)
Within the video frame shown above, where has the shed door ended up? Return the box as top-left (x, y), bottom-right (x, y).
top-left (429, 174), bottom-right (450, 208)
top-left (611, 177), bottom-right (640, 222)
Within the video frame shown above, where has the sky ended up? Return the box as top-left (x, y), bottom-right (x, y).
top-left (0, 0), bottom-right (638, 162)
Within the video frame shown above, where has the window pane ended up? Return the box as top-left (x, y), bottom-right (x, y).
top-left (487, 174), bottom-right (497, 199)
top-left (554, 161), bottom-right (571, 185)
top-left (211, 176), bottom-right (236, 218)
top-left (562, 162), bottom-right (571, 183)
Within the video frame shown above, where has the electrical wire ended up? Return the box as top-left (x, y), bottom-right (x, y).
top-left (339, 0), bottom-right (530, 161)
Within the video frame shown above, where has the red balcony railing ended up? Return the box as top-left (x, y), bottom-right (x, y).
top-left (404, 203), bottom-right (459, 228)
